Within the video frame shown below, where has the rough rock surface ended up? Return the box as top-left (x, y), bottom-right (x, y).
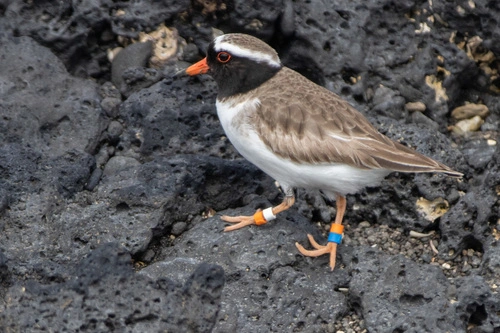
top-left (1, 243), bottom-right (224, 332)
top-left (1, 0), bottom-right (499, 332)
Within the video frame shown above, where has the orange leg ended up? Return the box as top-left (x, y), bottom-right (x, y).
top-left (222, 195), bottom-right (295, 231)
top-left (295, 195), bottom-right (346, 270)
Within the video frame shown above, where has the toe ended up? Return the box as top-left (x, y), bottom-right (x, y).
top-left (296, 235), bottom-right (339, 270)
top-left (329, 243), bottom-right (338, 270)
top-left (223, 215), bottom-right (255, 231)
top-left (306, 234), bottom-right (326, 249)
top-left (221, 215), bottom-right (243, 223)
top-left (295, 242), bottom-right (306, 253)
top-left (295, 242), bottom-right (332, 257)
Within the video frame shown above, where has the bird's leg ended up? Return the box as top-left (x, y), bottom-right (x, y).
top-left (222, 194), bottom-right (295, 232)
top-left (295, 195), bottom-right (346, 270)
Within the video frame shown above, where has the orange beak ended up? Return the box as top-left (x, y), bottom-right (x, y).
top-left (186, 57), bottom-right (210, 76)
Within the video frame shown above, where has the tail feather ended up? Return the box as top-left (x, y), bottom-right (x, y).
top-left (371, 140), bottom-right (463, 177)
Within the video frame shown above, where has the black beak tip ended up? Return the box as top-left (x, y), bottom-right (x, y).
top-left (172, 68), bottom-right (188, 79)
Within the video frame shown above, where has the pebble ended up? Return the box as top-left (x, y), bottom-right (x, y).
top-left (103, 155), bottom-right (141, 176)
top-left (95, 145), bottom-right (111, 168)
top-left (99, 81), bottom-right (122, 99)
top-left (405, 101), bottom-right (426, 112)
top-left (108, 120), bottom-right (124, 139)
top-left (471, 256), bottom-right (482, 266)
top-left (449, 115), bottom-right (484, 134)
top-left (171, 222), bottom-right (187, 236)
top-left (111, 40), bottom-right (153, 89)
top-left (85, 168), bottom-right (103, 191)
top-left (182, 43), bottom-right (201, 63)
top-left (411, 111), bottom-right (439, 130)
top-left (359, 221), bottom-right (371, 228)
top-left (451, 103), bottom-right (489, 120)
top-left (101, 97), bottom-right (122, 118)
top-left (138, 24), bottom-right (181, 67)
top-left (342, 221), bottom-right (484, 279)
top-left (416, 197), bottom-right (449, 222)
top-left (421, 253), bottom-right (432, 264)
top-left (335, 312), bottom-right (366, 333)
top-left (463, 140), bottom-right (496, 169)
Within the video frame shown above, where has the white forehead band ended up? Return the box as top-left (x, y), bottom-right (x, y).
top-left (213, 36), bottom-right (281, 68)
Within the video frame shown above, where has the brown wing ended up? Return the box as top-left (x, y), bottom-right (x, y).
top-left (251, 67), bottom-right (462, 176)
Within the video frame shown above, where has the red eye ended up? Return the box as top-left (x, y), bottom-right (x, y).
top-left (216, 52), bottom-right (231, 63)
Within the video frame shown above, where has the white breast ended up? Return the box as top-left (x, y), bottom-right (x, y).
top-left (216, 98), bottom-right (391, 196)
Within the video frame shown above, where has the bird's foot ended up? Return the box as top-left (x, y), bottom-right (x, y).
top-left (221, 197), bottom-right (294, 232)
top-left (221, 213), bottom-right (258, 231)
top-left (222, 207), bottom-right (277, 231)
top-left (295, 234), bottom-right (338, 271)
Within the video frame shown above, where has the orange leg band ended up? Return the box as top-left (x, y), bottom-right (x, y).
top-left (253, 211), bottom-right (267, 225)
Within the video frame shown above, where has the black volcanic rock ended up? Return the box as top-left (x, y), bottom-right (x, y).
top-left (0, 243), bottom-right (224, 332)
top-left (0, 0), bottom-right (499, 332)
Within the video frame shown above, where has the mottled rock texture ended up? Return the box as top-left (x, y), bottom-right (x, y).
top-left (0, 0), bottom-right (499, 332)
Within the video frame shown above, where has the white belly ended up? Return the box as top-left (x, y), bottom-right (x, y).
top-left (216, 98), bottom-right (391, 196)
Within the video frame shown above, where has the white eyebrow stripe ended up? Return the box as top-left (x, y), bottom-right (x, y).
top-left (213, 37), bottom-right (281, 68)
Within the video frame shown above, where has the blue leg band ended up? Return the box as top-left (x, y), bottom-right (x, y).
top-left (327, 232), bottom-right (343, 244)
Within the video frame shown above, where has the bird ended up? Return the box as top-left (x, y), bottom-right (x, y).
top-left (185, 33), bottom-right (463, 270)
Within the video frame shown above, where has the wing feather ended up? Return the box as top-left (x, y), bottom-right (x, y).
top-left (251, 67), bottom-right (462, 177)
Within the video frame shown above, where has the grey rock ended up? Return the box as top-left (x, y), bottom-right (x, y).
top-left (2, 152), bottom-right (275, 279)
top-left (280, 0), bottom-right (295, 37)
top-left (119, 67), bottom-right (164, 97)
top-left (462, 140), bottom-right (497, 171)
top-left (110, 0), bottom-right (191, 38)
top-left (117, 72), bottom-right (223, 157)
top-left (410, 111), bottom-right (440, 131)
top-left (99, 81), bottom-right (122, 100)
top-left (53, 151), bottom-right (96, 198)
top-left (481, 241), bottom-right (500, 279)
top-left (0, 35), bottom-right (105, 158)
top-left (102, 155), bottom-right (140, 176)
top-left (0, 243), bottom-right (224, 332)
top-left (347, 247), bottom-right (465, 332)
top-left (229, 0), bottom-right (285, 39)
top-left (181, 43), bottom-right (202, 63)
top-left (85, 167), bottom-right (103, 191)
top-left (152, 201), bottom-right (348, 332)
top-left (111, 41), bottom-right (153, 95)
top-left (371, 85), bottom-right (408, 120)
top-left (0, 34), bottom-right (102, 229)
top-left (454, 275), bottom-right (500, 332)
top-left (3, 0), bottom-right (190, 76)
top-left (171, 221), bottom-right (187, 236)
top-left (439, 175), bottom-right (496, 261)
top-left (1, 0), bottom-right (500, 332)
top-left (107, 120), bottom-right (124, 140)
top-left (432, 0), bottom-right (500, 55)
top-left (101, 97), bottom-right (122, 118)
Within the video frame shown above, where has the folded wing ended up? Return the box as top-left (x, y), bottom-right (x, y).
top-left (252, 68), bottom-right (462, 177)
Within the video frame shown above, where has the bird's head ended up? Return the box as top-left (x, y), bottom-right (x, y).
top-left (186, 33), bottom-right (282, 98)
